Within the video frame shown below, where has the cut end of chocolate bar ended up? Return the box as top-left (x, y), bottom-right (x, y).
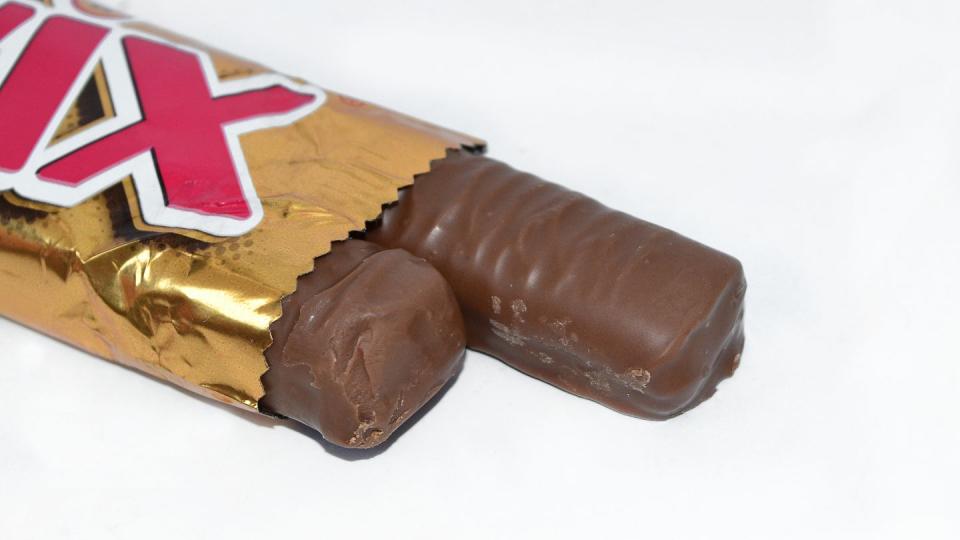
top-left (260, 241), bottom-right (466, 449)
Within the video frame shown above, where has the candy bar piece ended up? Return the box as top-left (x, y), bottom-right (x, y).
top-left (260, 240), bottom-right (466, 448)
top-left (367, 151), bottom-right (746, 419)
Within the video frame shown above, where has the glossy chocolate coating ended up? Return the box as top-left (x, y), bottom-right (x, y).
top-left (367, 151), bottom-right (746, 419)
top-left (260, 240), bottom-right (466, 448)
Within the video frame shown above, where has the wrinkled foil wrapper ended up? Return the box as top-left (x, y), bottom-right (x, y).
top-left (0, 2), bottom-right (481, 411)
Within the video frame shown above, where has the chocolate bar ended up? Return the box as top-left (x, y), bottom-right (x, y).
top-left (260, 240), bottom-right (465, 448)
top-left (1, 2), bottom-right (746, 455)
top-left (367, 151), bottom-right (746, 418)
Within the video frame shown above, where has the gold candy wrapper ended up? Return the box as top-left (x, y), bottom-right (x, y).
top-left (0, 1), bottom-right (481, 411)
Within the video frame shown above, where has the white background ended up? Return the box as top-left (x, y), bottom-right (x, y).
top-left (2, 1), bottom-right (959, 538)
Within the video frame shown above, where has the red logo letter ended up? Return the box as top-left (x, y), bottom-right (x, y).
top-left (38, 37), bottom-right (315, 220)
top-left (0, 7), bottom-right (108, 172)
top-left (0, 3), bottom-right (323, 235)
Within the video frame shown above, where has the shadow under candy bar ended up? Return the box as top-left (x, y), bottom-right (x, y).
top-left (366, 150), bottom-right (746, 419)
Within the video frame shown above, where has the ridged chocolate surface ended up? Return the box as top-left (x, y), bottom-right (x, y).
top-left (260, 240), bottom-right (466, 448)
top-left (367, 151), bottom-right (746, 419)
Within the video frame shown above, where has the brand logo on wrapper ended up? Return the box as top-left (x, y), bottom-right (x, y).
top-left (0, 0), bottom-right (325, 237)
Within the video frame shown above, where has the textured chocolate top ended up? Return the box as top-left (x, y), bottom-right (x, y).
top-left (368, 151), bottom-right (746, 419)
top-left (260, 240), bottom-right (466, 448)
